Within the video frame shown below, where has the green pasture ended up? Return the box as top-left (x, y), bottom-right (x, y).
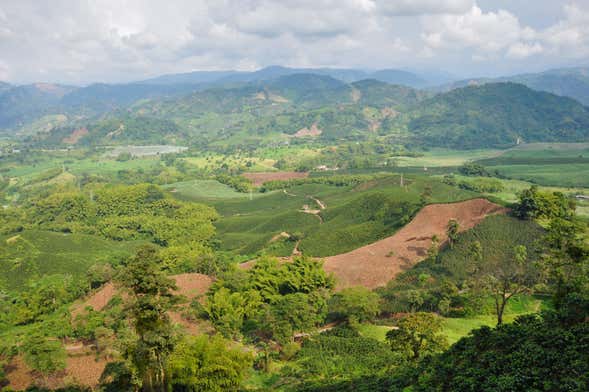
top-left (163, 179), bottom-right (257, 200)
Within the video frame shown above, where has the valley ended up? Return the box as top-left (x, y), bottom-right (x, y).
top-left (0, 64), bottom-right (588, 391)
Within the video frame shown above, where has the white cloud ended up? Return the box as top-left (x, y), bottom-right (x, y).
top-left (507, 42), bottom-right (543, 58)
top-left (376, 0), bottom-right (474, 16)
top-left (421, 6), bottom-right (531, 53)
top-left (0, 0), bottom-right (588, 83)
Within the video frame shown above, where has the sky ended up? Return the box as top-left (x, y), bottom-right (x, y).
top-left (1, 0), bottom-right (589, 85)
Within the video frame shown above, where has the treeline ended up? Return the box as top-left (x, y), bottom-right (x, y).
top-left (259, 174), bottom-right (391, 192)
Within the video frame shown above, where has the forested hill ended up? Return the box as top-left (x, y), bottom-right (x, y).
top-left (405, 82), bottom-right (589, 149)
top-left (439, 67), bottom-right (589, 106)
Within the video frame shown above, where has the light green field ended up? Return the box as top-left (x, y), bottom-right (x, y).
top-left (164, 179), bottom-right (259, 200)
top-left (491, 163), bottom-right (589, 188)
top-left (6, 156), bottom-right (161, 181)
top-left (394, 149), bottom-right (502, 168)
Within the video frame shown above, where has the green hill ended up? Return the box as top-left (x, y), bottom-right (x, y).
top-left (406, 83), bottom-right (589, 149)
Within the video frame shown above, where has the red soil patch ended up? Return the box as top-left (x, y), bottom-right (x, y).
top-left (62, 127), bottom-right (88, 144)
top-left (7, 352), bottom-right (107, 391)
top-left (324, 198), bottom-right (507, 289)
top-left (172, 273), bottom-right (213, 302)
top-left (72, 274), bottom-right (213, 317)
top-left (292, 123), bottom-right (322, 138)
top-left (242, 171), bottom-right (309, 187)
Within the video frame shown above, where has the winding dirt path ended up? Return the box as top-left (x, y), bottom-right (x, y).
top-left (324, 198), bottom-right (507, 290)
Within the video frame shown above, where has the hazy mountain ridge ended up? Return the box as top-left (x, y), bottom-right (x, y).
top-left (439, 67), bottom-right (589, 105)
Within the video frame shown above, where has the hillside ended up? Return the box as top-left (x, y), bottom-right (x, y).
top-left (442, 67), bottom-right (589, 106)
top-left (406, 83), bottom-right (589, 149)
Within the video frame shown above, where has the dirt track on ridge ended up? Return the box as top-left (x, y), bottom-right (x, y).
top-left (324, 198), bottom-right (507, 290)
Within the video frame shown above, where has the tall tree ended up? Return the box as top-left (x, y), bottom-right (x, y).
top-left (474, 245), bottom-right (540, 324)
top-left (446, 219), bottom-right (459, 249)
top-left (118, 245), bottom-right (180, 392)
top-left (386, 312), bottom-right (447, 361)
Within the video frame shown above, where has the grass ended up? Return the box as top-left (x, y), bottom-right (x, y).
top-left (393, 148), bottom-right (503, 168)
top-left (0, 230), bottom-right (142, 291)
top-left (475, 143), bottom-right (589, 187)
top-left (163, 179), bottom-right (257, 200)
top-left (357, 323), bottom-right (394, 341)
top-left (358, 295), bottom-right (548, 345)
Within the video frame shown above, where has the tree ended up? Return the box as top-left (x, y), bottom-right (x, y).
top-left (514, 186), bottom-right (575, 220)
top-left (386, 312), bottom-right (447, 361)
top-left (168, 335), bottom-right (252, 392)
top-left (329, 286), bottom-right (380, 325)
top-left (474, 244), bottom-right (540, 324)
top-left (205, 288), bottom-right (261, 338)
top-left (427, 235), bottom-right (440, 262)
top-left (542, 217), bottom-right (589, 309)
top-left (446, 219), bottom-right (459, 249)
top-left (118, 245), bottom-right (180, 392)
top-left (415, 312), bottom-right (589, 392)
top-left (22, 333), bottom-right (66, 378)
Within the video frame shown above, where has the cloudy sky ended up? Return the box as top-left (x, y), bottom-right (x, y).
top-left (1, 0), bottom-right (589, 84)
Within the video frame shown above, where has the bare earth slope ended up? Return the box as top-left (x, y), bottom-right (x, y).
top-left (324, 198), bottom-right (507, 289)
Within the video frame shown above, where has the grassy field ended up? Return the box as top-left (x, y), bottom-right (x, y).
top-left (5, 155), bottom-right (161, 181)
top-left (394, 148), bottom-right (503, 168)
top-left (0, 230), bottom-right (142, 291)
top-left (164, 179), bottom-right (258, 200)
top-left (358, 295), bottom-right (547, 345)
top-left (476, 143), bottom-right (589, 187)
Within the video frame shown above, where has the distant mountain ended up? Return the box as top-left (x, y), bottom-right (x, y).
top-left (139, 65), bottom-right (429, 88)
top-left (440, 67), bottom-right (589, 106)
top-left (0, 83), bottom-right (76, 129)
top-left (366, 69), bottom-right (427, 88)
top-left (406, 82), bottom-right (589, 149)
top-left (60, 82), bottom-right (205, 112)
top-left (139, 70), bottom-right (241, 85)
top-left (0, 82), bottom-right (12, 95)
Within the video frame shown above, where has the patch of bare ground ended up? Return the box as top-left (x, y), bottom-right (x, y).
top-left (292, 123), bottom-right (322, 138)
top-left (62, 127), bottom-right (88, 144)
top-left (242, 171), bottom-right (309, 187)
top-left (7, 353), bottom-right (108, 391)
top-left (324, 198), bottom-right (507, 290)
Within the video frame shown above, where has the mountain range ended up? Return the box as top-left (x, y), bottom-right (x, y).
top-left (4, 65), bottom-right (589, 150)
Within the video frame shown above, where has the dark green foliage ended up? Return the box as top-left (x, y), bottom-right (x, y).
top-left (513, 185), bottom-right (575, 220)
top-left (22, 332), bottom-right (66, 376)
top-left (328, 287), bottom-right (380, 324)
top-left (215, 174), bottom-right (253, 193)
top-left (118, 245), bottom-right (181, 391)
top-left (282, 327), bottom-right (400, 385)
top-left (386, 312), bottom-right (448, 361)
top-left (206, 256), bottom-right (333, 343)
top-left (458, 163), bottom-right (490, 177)
top-left (415, 312), bottom-right (589, 392)
top-left (407, 83), bottom-right (589, 149)
top-left (168, 335), bottom-right (253, 392)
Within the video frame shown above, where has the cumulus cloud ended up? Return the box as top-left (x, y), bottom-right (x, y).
top-left (0, 0), bottom-right (588, 83)
top-left (376, 0), bottom-right (475, 16)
